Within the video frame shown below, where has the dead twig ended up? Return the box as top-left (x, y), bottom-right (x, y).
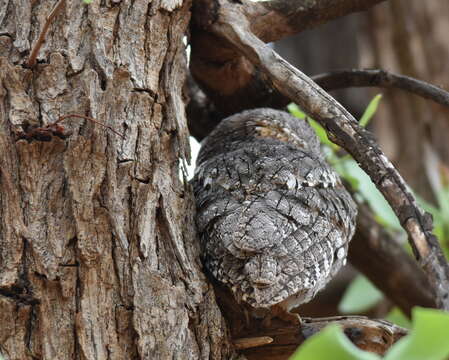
top-left (234, 336), bottom-right (273, 350)
top-left (241, 317), bottom-right (406, 359)
top-left (301, 316), bottom-right (407, 354)
top-left (27, 0), bottom-right (66, 68)
top-left (17, 114), bottom-right (125, 141)
top-left (51, 114), bottom-right (125, 139)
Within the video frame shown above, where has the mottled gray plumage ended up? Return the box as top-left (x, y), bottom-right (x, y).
top-left (193, 108), bottom-right (357, 311)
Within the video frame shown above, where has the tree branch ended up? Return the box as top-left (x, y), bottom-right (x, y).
top-left (241, 317), bottom-right (406, 359)
top-left (349, 204), bottom-right (436, 316)
top-left (190, 0), bottom-right (389, 121)
top-left (245, 0), bottom-right (388, 43)
top-left (313, 69), bottom-right (449, 109)
top-left (186, 68), bottom-right (449, 140)
top-left (194, 0), bottom-right (449, 310)
top-left (213, 281), bottom-right (406, 360)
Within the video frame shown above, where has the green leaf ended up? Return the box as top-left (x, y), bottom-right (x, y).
top-left (290, 325), bottom-right (381, 360)
top-left (291, 308), bottom-right (449, 360)
top-left (338, 275), bottom-right (383, 314)
top-left (384, 308), bottom-right (449, 360)
top-left (359, 94), bottom-right (382, 128)
top-left (339, 159), bottom-right (401, 230)
top-left (385, 307), bottom-right (412, 329)
top-left (288, 103), bottom-right (339, 150)
top-left (287, 103), bottom-right (306, 120)
top-left (83, 0), bottom-right (93, 3)
top-left (308, 118), bottom-right (340, 150)
top-left (435, 186), bottom-right (449, 234)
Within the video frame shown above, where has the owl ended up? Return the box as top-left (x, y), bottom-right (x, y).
top-left (192, 108), bottom-right (357, 315)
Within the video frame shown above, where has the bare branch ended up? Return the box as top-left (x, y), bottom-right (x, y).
top-left (349, 204), bottom-right (436, 316)
top-left (313, 69), bottom-right (449, 109)
top-left (300, 316), bottom-right (407, 352)
top-left (195, 0), bottom-right (449, 310)
top-left (246, 0), bottom-right (388, 43)
top-left (187, 68), bottom-right (449, 141)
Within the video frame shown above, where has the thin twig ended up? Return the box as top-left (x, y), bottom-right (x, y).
top-left (199, 0), bottom-right (449, 310)
top-left (312, 69), bottom-right (449, 109)
top-left (51, 114), bottom-right (126, 139)
top-left (27, 0), bottom-right (66, 68)
top-left (234, 336), bottom-right (273, 350)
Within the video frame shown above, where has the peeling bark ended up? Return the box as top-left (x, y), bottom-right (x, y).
top-left (0, 1), bottom-right (234, 359)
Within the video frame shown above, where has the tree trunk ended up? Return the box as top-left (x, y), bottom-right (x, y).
top-left (0, 1), bottom-right (234, 359)
top-left (361, 0), bottom-right (449, 199)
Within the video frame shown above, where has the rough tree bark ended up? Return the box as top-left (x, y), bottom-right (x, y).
top-left (0, 1), bottom-right (235, 359)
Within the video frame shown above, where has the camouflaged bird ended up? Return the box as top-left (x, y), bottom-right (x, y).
top-left (193, 108), bottom-right (357, 313)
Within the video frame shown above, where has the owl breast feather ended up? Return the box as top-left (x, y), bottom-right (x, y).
top-left (193, 108), bottom-right (357, 310)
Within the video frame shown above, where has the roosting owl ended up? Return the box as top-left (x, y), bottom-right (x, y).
top-left (192, 108), bottom-right (357, 318)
